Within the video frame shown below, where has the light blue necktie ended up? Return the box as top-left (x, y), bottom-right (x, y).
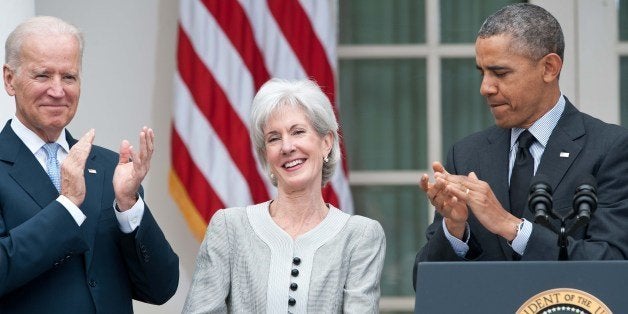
top-left (43, 143), bottom-right (61, 192)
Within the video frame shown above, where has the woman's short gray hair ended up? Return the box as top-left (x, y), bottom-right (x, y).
top-left (5, 16), bottom-right (84, 72)
top-left (250, 78), bottom-right (341, 187)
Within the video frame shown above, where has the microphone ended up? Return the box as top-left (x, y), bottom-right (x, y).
top-left (569, 175), bottom-right (598, 231)
top-left (527, 174), bottom-right (557, 232)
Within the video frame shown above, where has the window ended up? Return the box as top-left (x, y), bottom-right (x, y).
top-left (338, 0), bottom-right (520, 311)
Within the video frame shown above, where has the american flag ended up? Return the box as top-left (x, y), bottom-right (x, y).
top-left (170, 0), bottom-right (353, 240)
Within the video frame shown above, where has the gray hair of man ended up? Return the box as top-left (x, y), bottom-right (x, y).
top-left (250, 78), bottom-right (341, 187)
top-left (478, 3), bottom-right (564, 62)
top-left (5, 16), bottom-right (84, 73)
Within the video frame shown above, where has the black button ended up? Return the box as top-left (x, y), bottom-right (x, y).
top-left (53, 261), bottom-right (60, 267)
top-left (291, 269), bottom-right (299, 277)
top-left (290, 283), bottom-right (298, 291)
top-left (89, 280), bottom-right (97, 287)
top-left (288, 297), bottom-right (296, 306)
top-left (292, 257), bottom-right (301, 265)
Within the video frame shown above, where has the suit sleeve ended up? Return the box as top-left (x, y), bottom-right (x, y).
top-left (0, 201), bottom-right (88, 296)
top-left (343, 219), bottom-right (386, 314)
top-left (118, 203), bottom-right (179, 305)
top-left (182, 209), bottom-right (231, 313)
top-left (524, 130), bottom-right (628, 260)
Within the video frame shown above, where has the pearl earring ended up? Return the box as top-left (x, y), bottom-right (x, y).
top-left (270, 173), bottom-right (276, 180)
top-left (323, 156), bottom-right (329, 163)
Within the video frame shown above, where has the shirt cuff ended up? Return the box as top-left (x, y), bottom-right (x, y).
top-left (113, 196), bottom-right (145, 233)
top-left (442, 219), bottom-right (470, 257)
top-left (57, 195), bottom-right (87, 226)
top-left (510, 219), bottom-right (533, 255)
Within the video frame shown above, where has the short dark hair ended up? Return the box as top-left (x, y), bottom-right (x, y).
top-left (478, 3), bottom-right (564, 62)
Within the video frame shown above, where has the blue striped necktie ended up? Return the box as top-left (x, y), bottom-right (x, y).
top-left (43, 143), bottom-right (61, 192)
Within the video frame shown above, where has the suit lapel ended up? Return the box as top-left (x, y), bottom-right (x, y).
top-left (1, 122), bottom-right (107, 269)
top-left (65, 133), bottom-right (105, 270)
top-left (0, 121), bottom-right (59, 208)
top-left (499, 101), bottom-right (583, 259)
top-left (480, 127), bottom-right (516, 259)
top-left (536, 101), bottom-right (584, 194)
top-left (481, 127), bottom-right (511, 212)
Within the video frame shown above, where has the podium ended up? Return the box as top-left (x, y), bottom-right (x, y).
top-left (414, 261), bottom-right (628, 313)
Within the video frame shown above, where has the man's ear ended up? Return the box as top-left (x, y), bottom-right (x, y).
top-left (542, 53), bottom-right (562, 83)
top-left (3, 65), bottom-right (17, 96)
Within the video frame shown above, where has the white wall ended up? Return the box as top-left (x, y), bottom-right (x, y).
top-left (533, 0), bottom-right (619, 123)
top-left (33, 1), bottom-right (198, 313)
top-left (0, 0), bottom-right (34, 121)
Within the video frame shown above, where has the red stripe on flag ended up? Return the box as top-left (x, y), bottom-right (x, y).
top-left (322, 185), bottom-right (340, 209)
top-left (177, 26), bottom-right (270, 204)
top-left (171, 126), bottom-right (224, 221)
top-left (267, 0), bottom-right (336, 101)
top-left (201, 0), bottom-right (271, 90)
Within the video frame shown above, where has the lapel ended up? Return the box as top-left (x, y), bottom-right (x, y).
top-left (65, 132), bottom-right (105, 270)
top-left (1, 121), bottom-right (106, 269)
top-left (536, 100), bottom-right (584, 195)
top-left (0, 121), bottom-right (59, 207)
top-left (479, 127), bottom-right (515, 258)
top-left (483, 100), bottom-right (583, 259)
top-left (481, 127), bottom-right (511, 212)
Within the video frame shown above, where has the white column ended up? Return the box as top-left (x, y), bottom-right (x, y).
top-left (575, 0), bottom-right (618, 123)
top-left (533, 0), bottom-right (578, 106)
top-left (0, 0), bottom-right (35, 123)
top-left (534, 0), bottom-right (618, 123)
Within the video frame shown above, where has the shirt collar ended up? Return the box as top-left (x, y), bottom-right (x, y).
top-left (511, 94), bottom-right (566, 148)
top-left (10, 117), bottom-right (70, 154)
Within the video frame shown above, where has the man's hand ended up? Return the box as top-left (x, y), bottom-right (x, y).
top-left (420, 161), bottom-right (469, 239)
top-left (61, 129), bottom-right (95, 206)
top-left (443, 171), bottom-right (522, 242)
top-left (113, 127), bottom-right (154, 211)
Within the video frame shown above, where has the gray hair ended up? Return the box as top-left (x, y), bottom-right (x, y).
top-left (478, 3), bottom-right (564, 62)
top-left (5, 16), bottom-right (84, 72)
top-left (250, 78), bottom-right (341, 187)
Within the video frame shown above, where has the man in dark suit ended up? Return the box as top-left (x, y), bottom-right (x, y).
top-left (414, 3), bottom-right (628, 285)
top-left (0, 16), bottom-right (179, 312)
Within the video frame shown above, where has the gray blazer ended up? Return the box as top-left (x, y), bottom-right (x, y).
top-left (414, 99), bottom-right (628, 286)
top-left (183, 201), bottom-right (386, 313)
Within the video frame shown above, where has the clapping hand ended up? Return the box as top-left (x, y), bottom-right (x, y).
top-left (113, 127), bottom-right (154, 211)
top-left (61, 129), bottom-right (95, 206)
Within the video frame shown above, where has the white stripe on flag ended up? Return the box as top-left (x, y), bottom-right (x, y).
top-left (298, 0), bottom-right (337, 72)
top-left (239, 0), bottom-right (308, 79)
top-left (180, 0), bottom-right (256, 125)
top-left (173, 73), bottom-right (253, 207)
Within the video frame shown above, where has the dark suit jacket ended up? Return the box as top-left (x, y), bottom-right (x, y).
top-left (414, 99), bottom-right (628, 286)
top-left (0, 121), bottom-right (179, 313)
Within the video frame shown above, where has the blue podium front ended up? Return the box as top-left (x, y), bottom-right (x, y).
top-left (415, 260), bottom-right (626, 313)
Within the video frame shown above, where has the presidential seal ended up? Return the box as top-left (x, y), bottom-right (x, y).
top-left (516, 288), bottom-right (611, 314)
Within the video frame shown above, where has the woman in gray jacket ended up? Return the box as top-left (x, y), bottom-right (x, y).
top-left (183, 78), bottom-right (386, 313)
